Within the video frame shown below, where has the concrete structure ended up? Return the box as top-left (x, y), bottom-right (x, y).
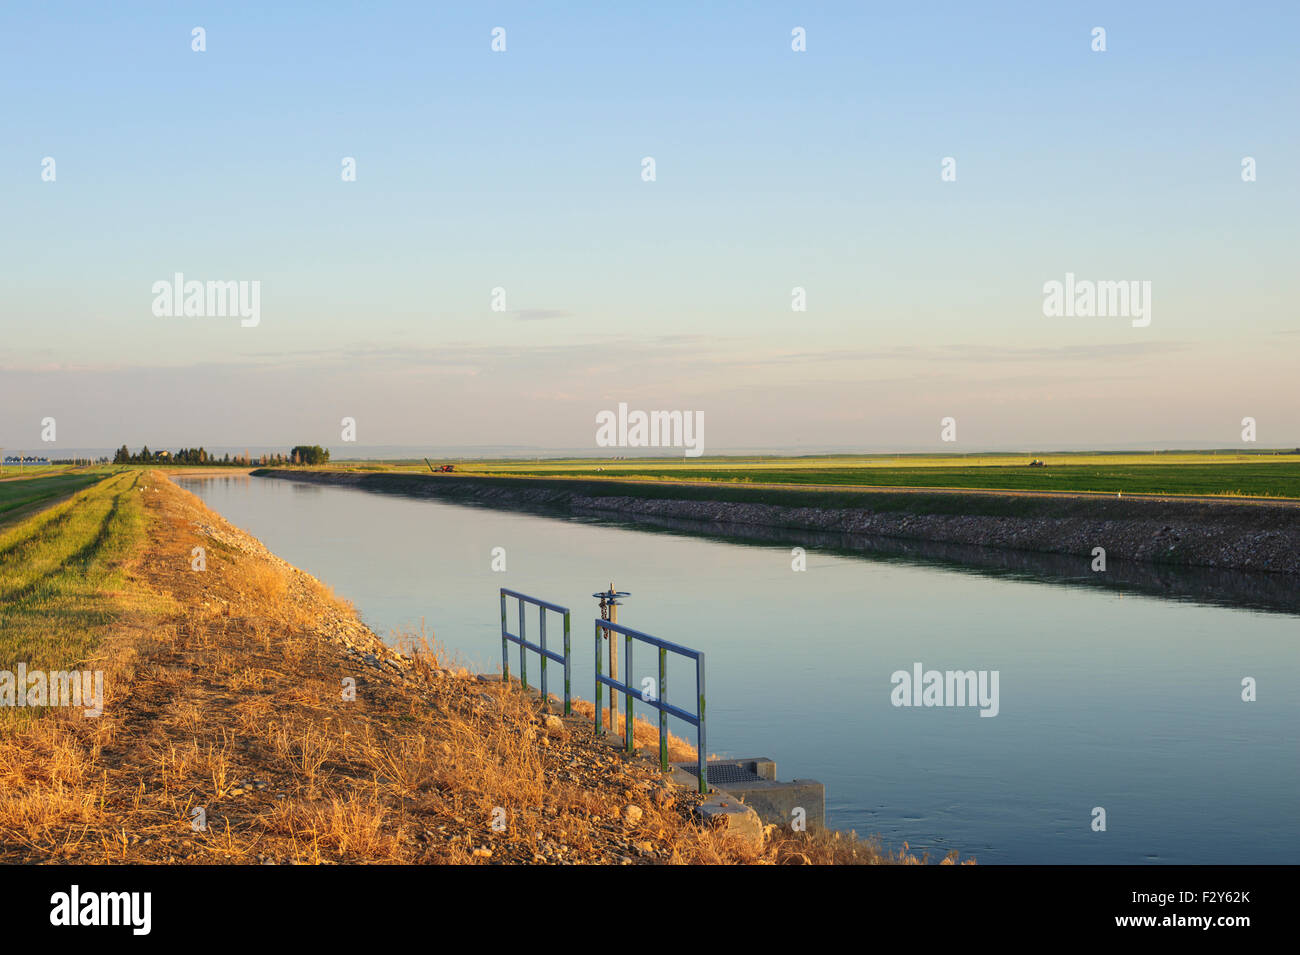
top-left (672, 757), bottom-right (825, 830)
top-left (693, 795), bottom-right (764, 849)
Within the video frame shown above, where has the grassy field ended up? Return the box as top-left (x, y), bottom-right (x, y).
top-left (327, 451), bottom-right (1300, 499)
top-left (0, 470), bottom-right (150, 680)
top-left (0, 465), bottom-right (67, 480)
top-left (0, 471), bottom-right (103, 525)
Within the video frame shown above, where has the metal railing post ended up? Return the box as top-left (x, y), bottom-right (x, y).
top-left (696, 652), bottom-right (707, 794)
top-left (539, 608), bottom-right (548, 702)
top-left (500, 591), bottom-right (508, 681)
top-left (607, 625), bottom-right (616, 734)
top-left (563, 610), bottom-right (572, 715)
top-left (624, 632), bottom-right (634, 754)
top-left (593, 621), bottom-right (604, 736)
top-left (517, 596), bottom-right (526, 689)
top-left (658, 647), bottom-right (668, 772)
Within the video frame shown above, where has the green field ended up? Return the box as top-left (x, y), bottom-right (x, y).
top-left (0, 470), bottom-right (147, 681)
top-left (0, 471), bottom-right (104, 525)
top-left (327, 452), bottom-right (1300, 500)
top-left (0, 465), bottom-right (65, 479)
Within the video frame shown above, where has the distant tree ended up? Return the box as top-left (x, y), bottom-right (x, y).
top-left (289, 445), bottom-right (330, 466)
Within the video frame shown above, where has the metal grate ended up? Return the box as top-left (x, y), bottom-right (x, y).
top-left (678, 762), bottom-right (764, 785)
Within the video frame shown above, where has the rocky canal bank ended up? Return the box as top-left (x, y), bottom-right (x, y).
top-left (257, 470), bottom-right (1300, 578)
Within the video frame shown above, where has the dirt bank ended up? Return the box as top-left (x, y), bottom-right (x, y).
top-left (257, 470), bottom-right (1300, 577)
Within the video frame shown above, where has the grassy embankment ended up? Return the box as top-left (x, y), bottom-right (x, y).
top-left (0, 470), bottom-right (932, 864)
top-left (329, 452), bottom-right (1300, 499)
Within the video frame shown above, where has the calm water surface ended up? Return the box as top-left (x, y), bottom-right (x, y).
top-left (177, 474), bottom-right (1299, 864)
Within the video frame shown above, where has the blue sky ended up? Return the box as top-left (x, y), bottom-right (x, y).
top-left (2, 1), bottom-right (1297, 453)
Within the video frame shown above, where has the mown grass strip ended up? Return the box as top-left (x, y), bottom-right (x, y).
top-left (0, 471), bottom-right (146, 674)
top-left (0, 472), bottom-right (101, 524)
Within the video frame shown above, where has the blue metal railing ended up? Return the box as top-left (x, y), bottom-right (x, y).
top-left (500, 588), bottom-right (572, 715)
top-left (595, 619), bottom-right (707, 793)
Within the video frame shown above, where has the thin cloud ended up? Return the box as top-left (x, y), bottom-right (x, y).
top-left (511, 308), bottom-right (573, 321)
top-left (729, 341), bottom-right (1191, 367)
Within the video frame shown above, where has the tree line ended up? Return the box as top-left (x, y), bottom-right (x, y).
top-left (111, 445), bottom-right (330, 466)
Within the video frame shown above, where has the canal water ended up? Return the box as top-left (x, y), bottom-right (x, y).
top-left (176, 473), bottom-right (1299, 864)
